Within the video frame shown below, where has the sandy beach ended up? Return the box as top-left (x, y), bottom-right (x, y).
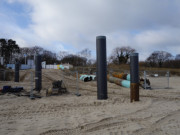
top-left (0, 69), bottom-right (180, 135)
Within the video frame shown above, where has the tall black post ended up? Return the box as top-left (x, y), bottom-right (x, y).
top-left (130, 53), bottom-right (139, 102)
top-left (35, 55), bottom-right (42, 92)
top-left (96, 36), bottom-right (108, 100)
top-left (14, 62), bottom-right (19, 82)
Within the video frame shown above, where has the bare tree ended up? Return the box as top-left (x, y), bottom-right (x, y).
top-left (109, 46), bottom-right (136, 64)
top-left (18, 46), bottom-right (60, 64)
top-left (31, 46), bottom-right (44, 55)
top-left (77, 48), bottom-right (91, 66)
top-left (58, 51), bottom-right (69, 60)
top-left (41, 50), bottom-right (58, 64)
top-left (78, 48), bottom-right (91, 58)
top-left (146, 51), bottom-right (172, 67)
top-left (60, 54), bottom-right (86, 66)
top-left (18, 47), bottom-right (38, 64)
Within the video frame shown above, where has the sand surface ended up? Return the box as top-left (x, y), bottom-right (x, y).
top-left (0, 69), bottom-right (180, 135)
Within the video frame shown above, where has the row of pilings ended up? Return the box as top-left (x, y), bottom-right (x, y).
top-left (14, 55), bottom-right (42, 92)
top-left (13, 36), bottom-right (139, 102)
top-left (96, 36), bottom-right (139, 102)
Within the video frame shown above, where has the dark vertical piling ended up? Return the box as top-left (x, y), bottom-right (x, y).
top-left (35, 55), bottom-right (42, 92)
top-left (96, 36), bottom-right (108, 100)
top-left (130, 53), bottom-right (139, 102)
top-left (14, 62), bottom-right (19, 82)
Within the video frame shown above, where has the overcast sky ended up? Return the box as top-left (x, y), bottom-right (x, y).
top-left (0, 0), bottom-right (180, 60)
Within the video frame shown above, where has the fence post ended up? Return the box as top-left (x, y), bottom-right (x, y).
top-left (30, 71), bottom-right (34, 99)
top-left (76, 71), bottom-right (78, 92)
top-left (167, 71), bottom-right (169, 89)
top-left (61, 69), bottom-right (64, 81)
top-left (144, 71), bottom-right (146, 90)
top-left (3, 70), bottom-right (5, 81)
top-left (75, 71), bottom-right (80, 96)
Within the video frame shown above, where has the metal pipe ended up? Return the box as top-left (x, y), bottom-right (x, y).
top-left (35, 55), bottom-right (42, 92)
top-left (14, 62), bottom-right (19, 82)
top-left (112, 72), bottom-right (130, 81)
top-left (96, 36), bottom-right (108, 100)
top-left (107, 75), bottom-right (130, 88)
top-left (80, 75), bottom-right (95, 82)
top-left (126, 74), bottom-right (130, 81)
top-left (130, 53), bottom-right (139, 102)
top-left (80, 75), bottom-right (87, 81)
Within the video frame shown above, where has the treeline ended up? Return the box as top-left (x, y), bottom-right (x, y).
top-left (109, 47), bottom-right (180, 68)
top-left (58, 48), bottom-right (93, 66)
top-left (0, 38), bottom-right (93, 66)
top-left (1, 38), bottom-right (180, 68)
top-left (20, 46), bottom-right (93, 66)
top-left (0, 39), bottom-right (20, 64)
top-left (140, 60), bottom-right (180, 68)
top-left (0, 39), bottom-right (59, 65)
top-left (19, 46), bottom-right (59, 64)
top-left (141, 51), bottom-right (180, 68)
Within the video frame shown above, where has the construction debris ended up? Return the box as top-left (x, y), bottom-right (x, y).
top-left (1, 86), bottom-right (23, 93)
top-left (46, 80), bottom-right (67, 96)
top-left (108, 74), bottom-right (152, 89)
top-left (140, 78), bottom-right (151, 89)
top-left (150, 74), bottom-right (159, 77)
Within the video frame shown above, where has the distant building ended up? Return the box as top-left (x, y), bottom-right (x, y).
top-left (27, 59), bottom-right (35, 68)
top-left (7, 59), bottom-right (35, 70)
top-left (42, 61), bottom-right (46, 69)
top-left (61, 63), bottom-right (73, 69)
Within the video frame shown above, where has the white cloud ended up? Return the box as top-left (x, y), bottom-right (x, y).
top-left (133, 27), bottom-right (180, 58)
top-left (1, 0), bottom-right (180, 60)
